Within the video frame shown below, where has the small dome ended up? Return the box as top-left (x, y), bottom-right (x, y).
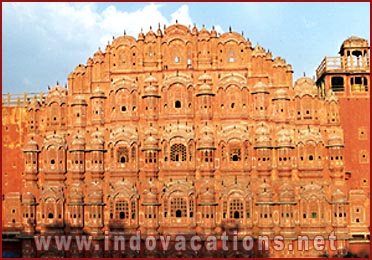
top-left (255, 125), bottom-right (271, 147)
top-left (327, 133), bottom-right (344, 147)
top-left (200, 125), bottom-right (213, 134)
top-left (143, 188), bottom-right (159, 205)
top-left (144, 85), bottom-right (158, 96)
top-left (93, 48), bottom-right (104, 63)
top-left (257, 182), bottom-right (273, 202)
top-left (144, 126), bottom-right (158, 136)
top-left (91, 87), bottom-right (106, 98)
top-left (22, 192), bottom-right (36, 204)
top-left (143, 191), bottom-right (157, 203)
top-left (143, 75), bottom-right (159, 97)
top-left (198, 27), bottom-right (210, 39)
top-left (88, 131), bottom-right (104, 150)
top-left (199, 189), bottom-right (215, 203)
top-left (198, 125), bottom-right (215, 149)
top-left (298, 128), bottom-right (323, 144)
top-left (138, 29), bottom-right (145, 41)
top-left (340, 36), bottom-right (369, 53)
top-left (87, 188), bottom-right (103, 202)
top-left (145, 27), bottom-right (157, 38)
top-left (276, 128), bottom-right (293, 147)
top-left (23, 139), bottom-right (39, 152)
top-left (198, 73), bottom-right (213, 83)
top-left (252, 44), bottom-right (266, 57)
top-left (70, 134), bottom-right (85, 151)
top-left (199, 134), bottom-right (214, 149)
top-left (144, 75), bottom-right (158, 84)
top-left (273, 88), bottom-right (289, 100)
top-left (279, 183), bottom-right (294, 201)
top-left (252, 81), bottom-right (269, 94)
top-left (331, 189), bottom-right (347, 202)
top-left (69, 185), bottom-right (84, 202)
top-left (196, 73), bottom-right (214, 96)
top-left (72, 95), bottom-right (87, 106)
top-left (197, 83), bottom-right (213, 96)
top-left (143, 135), bottom-right (159, 150)
top-left (294, 77), bottom-right (318, 98)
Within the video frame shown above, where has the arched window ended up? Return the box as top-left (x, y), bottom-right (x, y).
top-left (115, 200), bottom-right (129, 219)
top-left (230, 147), bottom-right (241, 161)
top-left (228, 49), bottom-right (235, 63)
top-left (229, 199), bottom-right (244, 219)
top-left (170, 197), bottom-right (187, 218)
top-left (131, 146), bottom-right (136, 162)
top-left (170, 144), bottom-right (186, 161)
top-left (331, 76), bottom-right (344, 92)
top-left (221, 145), bottom-right (226, 161)
top-left (117, 147), bottom-right (129, 163)
top-left (175, 100), bottom-right (181, 108)
top-left (351, 76), bottom-right (368, 92)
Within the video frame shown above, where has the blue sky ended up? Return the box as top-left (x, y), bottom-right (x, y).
top-left (2, 2), bottom-right (370, 94)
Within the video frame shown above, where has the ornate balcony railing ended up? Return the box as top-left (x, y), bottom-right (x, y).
top-left (2, 92), bottom-right (47, 107)
top-left (316, 56), bottom-right (370, 79)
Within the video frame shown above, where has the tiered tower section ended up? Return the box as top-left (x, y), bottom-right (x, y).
top-left (316, 36), bottom-right (370, 246)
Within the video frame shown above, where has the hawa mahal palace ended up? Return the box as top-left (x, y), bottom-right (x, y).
top-left (2, 23), bottom-right (370, 257)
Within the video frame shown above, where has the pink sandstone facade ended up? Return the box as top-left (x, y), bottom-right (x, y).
top-left (2, 24), bottom-right (370, 257)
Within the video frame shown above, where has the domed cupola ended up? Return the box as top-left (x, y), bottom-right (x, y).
top-left (198, 125), bottom-right (215, 150)
top-left (255, 124), bottom-right (271, 148)
top-left (327, 132), bottom-right (344, 147)
top-left (196, 73), bottom-right (214, 96)
top-left (294, 77), bottom-right (319, 122)
top-left (199, 188), bottom-right (216, 204)
top-left (70, 134), bottom-right (86, 152)
top-left (294, 77), bottom-right (318, 98)
top-left (143, 75), bottom-right (160, 98)
top-left (273, 88), bottom-right (289, 100)
top-left (278, 183), bottom-right (295, 202)
top-left (87, 130), bottom-right (105, 151)
top-left (276, 128), bottom-right (293, 148)
top-left (257, 182), bottom-right (273, 203)
top-left (143, 135), bottom-right (159, 151)
top-left (23, 138), bottom-right (39, 152)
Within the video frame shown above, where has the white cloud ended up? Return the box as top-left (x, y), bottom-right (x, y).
top-left (99, 3), bottom-right (170, 47)
top-left (2, 2), bottom-right (225, 92)
top-left (6, 3), bottom-right (196, 53)
top-left (170, 5), bottom-right (193, 26)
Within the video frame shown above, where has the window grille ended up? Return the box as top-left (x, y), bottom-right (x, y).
top-left (189, 198), bottom-right (194, 217)
top-left (115, 200), bottom-right (129, 219)
top-left (230, 147), bottom-right (241, 161)
top-left (245, 200), bottom-right (251, 218)
top-left (170, 144), bottom-right (186, 161)
top-left (170, 197), bottom-right (187, 218)
top-left (131, 200), bottom-right (136, 219)
top-left (117, 147), bottom-right (129, 163)
top-left (229, 199), bottom-right (244, 219)
top-left (131, 146), bottom-right (136, 162)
